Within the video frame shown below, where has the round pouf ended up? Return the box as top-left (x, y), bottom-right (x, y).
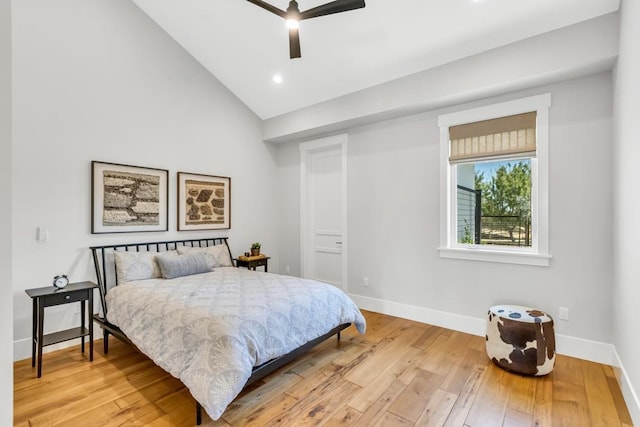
top-left (486, 305), bottom-right (556, 376)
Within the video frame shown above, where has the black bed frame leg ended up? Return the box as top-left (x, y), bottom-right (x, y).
top-left (196, 402), bottom-right (202, 425)
top-left (337, 331), bottom-right (341, 341)
top-left (103, 330), bottom-right (109, 354)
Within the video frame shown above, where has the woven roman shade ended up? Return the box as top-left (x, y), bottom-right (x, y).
top-left (449, 112), bottom-right (537, 163)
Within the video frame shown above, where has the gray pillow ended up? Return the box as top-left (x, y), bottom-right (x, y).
top-left (177, 244), bottom-right (234, 268)
top-left (156, 252), bottom-right (212, 279)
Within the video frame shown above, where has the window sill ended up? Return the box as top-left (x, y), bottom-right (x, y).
top-left (438, 247), bottom-right (551, 267)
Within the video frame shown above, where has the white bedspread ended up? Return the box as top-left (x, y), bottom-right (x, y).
top-left (105, 267), bottom-right (366, 420)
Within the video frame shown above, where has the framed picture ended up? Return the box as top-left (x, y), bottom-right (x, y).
top-left (91, 161), bottom-right (169, 234)
top-left (177, 172), bottom-right (231, 231)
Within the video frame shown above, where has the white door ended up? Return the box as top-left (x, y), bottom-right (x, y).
top-left (300, 135), bottom-right (347, 290)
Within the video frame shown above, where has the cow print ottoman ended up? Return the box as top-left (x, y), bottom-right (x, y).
top-left (486, 305), bottom-right (556, 376)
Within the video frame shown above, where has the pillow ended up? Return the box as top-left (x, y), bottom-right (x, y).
top-left (156, 252), bottom-right (212, 279)
top-left (177, 244), bottom-right (233, 268)
top-left (114, 251), bottom-right (164, 284)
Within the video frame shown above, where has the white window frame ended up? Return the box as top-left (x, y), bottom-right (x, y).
top-left (438, 94), bottom-right (552, 267)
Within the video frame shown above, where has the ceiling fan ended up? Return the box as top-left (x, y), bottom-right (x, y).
top-left (247, 0), bottom-right (366, 59)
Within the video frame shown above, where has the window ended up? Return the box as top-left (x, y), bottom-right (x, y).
top-left (438, 94), bottom-right (551, 266)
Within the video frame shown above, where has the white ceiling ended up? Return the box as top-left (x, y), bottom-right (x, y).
top-left (131, 0), bottom-right (620, 119)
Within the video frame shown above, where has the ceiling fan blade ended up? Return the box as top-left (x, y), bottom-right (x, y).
top-left (246, 0), bottom-right (286, 19)
top-left (300, 0), bottom-right (365, 20)
top-left (289, 27), bottom-right (301, 59)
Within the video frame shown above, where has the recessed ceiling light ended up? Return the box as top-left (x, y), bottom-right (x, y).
top-left (273, 74), bottom-right (283, 84)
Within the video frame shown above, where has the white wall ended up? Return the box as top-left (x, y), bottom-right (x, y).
top-left (11, 0), bottom-right (280, 360)
top-left (276, 72), bottom-right (614, 358)
top-left (263, 13), bottom-right (619, 143)
top-left (613, 0), bottom-right (640, 423)
top-left (275, 140), bottom-right (302, 277)
top-left (0, 0), bottom-right (13, 422)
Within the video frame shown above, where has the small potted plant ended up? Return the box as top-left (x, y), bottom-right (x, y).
top-left (250, 242), bottom-right (261, 256)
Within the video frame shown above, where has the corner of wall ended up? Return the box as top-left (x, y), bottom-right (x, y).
top-left (1, 0), bottom-right (13, 422)
top-left (613, 347), bottom-right (640, 426)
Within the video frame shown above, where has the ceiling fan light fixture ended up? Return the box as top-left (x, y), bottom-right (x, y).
top-left (285, 1), bottom-right (301, 29)
top-left (247, 0), bottom-right (366, 58)
top-left (286, 17), bottom-right (300, 29)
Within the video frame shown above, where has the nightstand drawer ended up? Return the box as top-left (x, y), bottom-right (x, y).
top-left (43, 290), bottom-right (89, 307)
top-left (253, 258), bottom-right (267, 267)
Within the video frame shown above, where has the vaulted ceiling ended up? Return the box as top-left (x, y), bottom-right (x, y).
top-left (131, 0), bottom-right (620, 119)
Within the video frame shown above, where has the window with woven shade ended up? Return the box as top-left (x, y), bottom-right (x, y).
top-left (448, 112), bottom-right (537, 163)
top-left (438, 95), bottom-right (551, 267)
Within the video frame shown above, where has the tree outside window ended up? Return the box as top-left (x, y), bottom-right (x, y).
top-left (472, 160), bottom-right (532, 247)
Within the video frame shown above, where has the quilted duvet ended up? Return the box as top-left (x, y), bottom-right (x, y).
top-left (105, 267), bottom-right (366, 420)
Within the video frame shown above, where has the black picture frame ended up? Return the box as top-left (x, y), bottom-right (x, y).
top-left (177, 172), bottom-right (231, 231)
top-left (91, 161), bottom-right (169, 234)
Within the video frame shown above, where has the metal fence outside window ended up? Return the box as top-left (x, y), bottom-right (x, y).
top-left (480, 215), bottom-right (531, 247)
top-left (456, 185), bottom-right (480, 244)
top-left (457, 186), bottom-right (531, 247)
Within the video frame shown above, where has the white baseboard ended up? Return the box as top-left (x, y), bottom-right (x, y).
top-left (13, 325), bottom-right (102, 362)
top-left (350, 293), bottom-right (486, 337)
top-left (14, 333), bottom-right (100, 362)
top-left (349, 293), bottom-right (616, 366)
top-left (554, 333), bottom-right (617, 366)
top-left (613, 347), bottom-right (640, 426)
top-left (14, 337), bottom-right (31, 362)
top-left (15, 296), bottom-right (618, 369)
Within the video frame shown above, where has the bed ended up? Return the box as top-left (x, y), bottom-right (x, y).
top-left (90, 237), bottom-right (366, 423)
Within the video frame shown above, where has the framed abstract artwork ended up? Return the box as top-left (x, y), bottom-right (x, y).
top-left (177, 172), bottom-right (231, 231)
top-left (91, 161), bottom-right (169, 234)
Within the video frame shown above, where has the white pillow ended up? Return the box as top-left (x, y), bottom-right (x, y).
top-left (114, 250), bottom-right (178, 284)
top-left (177, 244), bottom-right (233, 268)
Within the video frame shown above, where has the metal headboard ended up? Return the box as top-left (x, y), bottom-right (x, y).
top-left (90, 237), bottom-right (232, 317)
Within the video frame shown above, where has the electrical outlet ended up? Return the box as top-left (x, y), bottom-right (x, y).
top-left (37, 227), bottom-right (49, 243)
top-left (363, 277), bottom-right (369, 287)
top-left (559, 307), bottom-right (569, 321)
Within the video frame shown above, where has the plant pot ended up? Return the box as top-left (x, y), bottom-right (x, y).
top-left (251, 248), bottom-right (260, 256)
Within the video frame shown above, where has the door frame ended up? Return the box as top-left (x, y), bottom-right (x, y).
top-left (299, 134), bottom-right (348, 290)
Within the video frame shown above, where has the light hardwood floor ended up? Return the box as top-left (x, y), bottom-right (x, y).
top-left (14, 310), bottom-right (633, 426)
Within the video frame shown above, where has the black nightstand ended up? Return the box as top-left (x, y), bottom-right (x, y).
top-left (235, 255), bottom-right (270, 272)
top-left (25, 281), bottom-right (97, 377)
